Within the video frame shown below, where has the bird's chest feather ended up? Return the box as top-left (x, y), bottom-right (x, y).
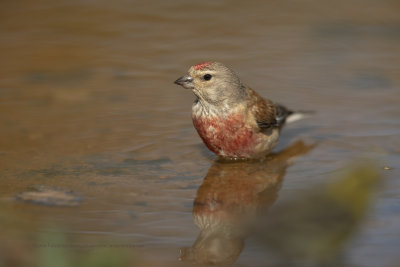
top-left (192, 113), bottom-right (258, 158)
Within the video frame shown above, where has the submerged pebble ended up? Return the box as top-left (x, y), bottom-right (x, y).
top-left (15, 185), bottom-right (82, 207)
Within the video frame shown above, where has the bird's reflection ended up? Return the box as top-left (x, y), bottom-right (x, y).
top-left (180, 140), bottom-right (315, 266)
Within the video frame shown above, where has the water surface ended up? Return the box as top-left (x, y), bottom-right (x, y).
top-left (1, 0), bottom-right (400, 266)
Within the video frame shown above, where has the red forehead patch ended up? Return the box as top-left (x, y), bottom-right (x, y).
top-left (193, 62), bottom-right (212, 70)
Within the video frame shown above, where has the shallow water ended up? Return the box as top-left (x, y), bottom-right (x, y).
top-left (1, 0), bottom-right (400, 266)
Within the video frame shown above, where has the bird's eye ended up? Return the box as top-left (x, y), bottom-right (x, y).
top-left (203, 74), bottom-right (212, 81)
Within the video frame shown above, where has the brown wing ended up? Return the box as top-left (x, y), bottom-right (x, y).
top-left (245, 85), bottom-right (293, 131)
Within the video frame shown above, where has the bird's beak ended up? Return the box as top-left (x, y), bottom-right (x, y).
top-left (174, 74), bottom-right (194, 89)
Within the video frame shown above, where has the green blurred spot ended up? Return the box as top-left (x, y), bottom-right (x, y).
top-left (256, 162), bottom-right (381, 265)
top-left (36, 230), bottom-right (132, 267)
top-left (38, 232), bottom-right (71, 267)
top-left (327, 165), bottom-right (380, 220)
top-left (76, 248), bottom-right (130, 267)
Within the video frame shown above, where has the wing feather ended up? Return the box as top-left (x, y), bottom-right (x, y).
top-left (245, 85), bottom-right (293, 131)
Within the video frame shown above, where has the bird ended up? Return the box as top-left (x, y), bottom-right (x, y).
top-left (174, 61), bottom-right (303, 159)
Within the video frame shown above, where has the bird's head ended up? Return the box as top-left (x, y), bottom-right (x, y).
top-left (174, 62), bottom-right (245, 105)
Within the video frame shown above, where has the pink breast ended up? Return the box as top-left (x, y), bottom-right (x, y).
top-left (192, 114), bottom-right (257, 158)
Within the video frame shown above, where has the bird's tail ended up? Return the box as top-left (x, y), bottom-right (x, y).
top-left (285, 110), bottom-right (314, 124)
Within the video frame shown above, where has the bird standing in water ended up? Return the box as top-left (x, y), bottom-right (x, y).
top-left (174, 62), bottom-right (302, 159)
